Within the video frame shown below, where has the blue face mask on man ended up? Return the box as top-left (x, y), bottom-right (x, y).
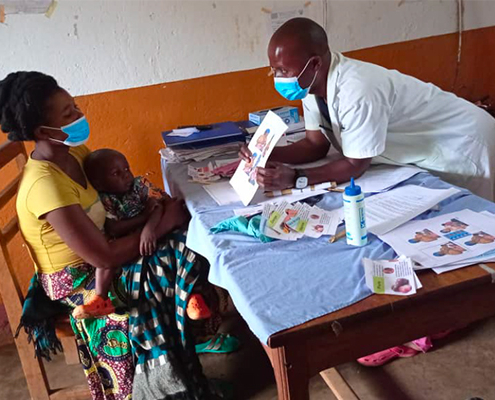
top-left (273, 58), bottom-right (319, 101)
top-left (41, 116), bottom-right (90, 147)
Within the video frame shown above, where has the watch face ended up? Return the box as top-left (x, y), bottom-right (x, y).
top-left (296, 176), bottom-right (308, 189)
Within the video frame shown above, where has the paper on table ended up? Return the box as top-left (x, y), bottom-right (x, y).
top-left (366, 185), bottom-right (459, 235)
top-left (480, 210), bottom-right (495, 219)
top-left (230, 111), bottom-right (288, 206)
top-left (262, 204), bottom-right (299, 241)
top-left (432, 210), bottom-right (495, 274)
top-left (305, 207), bottom-right (342, 238)
top-left (204, 181), bottom-right (241, 205)
top-left (168, 127), bottom-right (200, 137)
top-left (379, 209), bottom-right (495, 269)
top-left (264, 182), bottom-right (336, 198)
top-left (338, 165), bottom-right (424, 194)
top-left (432, 254), bottom-right (495, 274)
top-left (363, 256), bottom-right (419, 296)
top-left (233, 205), bottom-right (264, 217)
top-left (204, 181), bottom-right (330, 207)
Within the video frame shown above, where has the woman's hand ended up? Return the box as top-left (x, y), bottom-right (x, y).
top-left (239, 144), bottom-right (252, 162)
top-left (256, 162), bottom-right (296, 191)
top-left (156, 198), bottom-right (190, 236)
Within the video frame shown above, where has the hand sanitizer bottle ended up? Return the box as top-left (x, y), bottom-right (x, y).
top-left (343, 177), bottom-right (367, 246)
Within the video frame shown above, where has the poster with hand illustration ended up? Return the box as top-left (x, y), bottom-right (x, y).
top-left (378, 209), bottom-right (495, 269)
top-left (230, 111), bottom-right (288, 206)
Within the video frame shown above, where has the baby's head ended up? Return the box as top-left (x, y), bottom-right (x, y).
top-left (84, 149), bottom-right (134, 194)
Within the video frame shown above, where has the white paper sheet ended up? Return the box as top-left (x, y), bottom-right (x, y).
top-left (432, 210), bottom-right (495, 274)
top-left (230, 111), bottom-right (288, 206)
top-left (168, 127), bottom-right (199, 137)
top-left (3, 0), bottom-right (52, 14)
top-left (363, 256), bottom-right (419, 296)
top-left (204, 181), bottom-right (330, 207)
top-left (233, 205), bottom-right (264, 217)
top-left (204, 181), bottom-right (241, 205)
top-left (305, 207), bottom-right (342, 238)
top-left (337, 165), bottom-right (424, 194)
top-left (379, 209), bottom-right (495, 269)
top-left (365, 185), bottom-right (459, 235)
top-left (267, 6), bottom-right (305, 34)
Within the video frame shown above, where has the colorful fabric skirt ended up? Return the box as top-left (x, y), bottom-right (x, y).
top-left (39, 231), bottom-right (211, 400)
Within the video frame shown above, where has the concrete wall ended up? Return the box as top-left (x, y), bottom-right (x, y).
top-left (2, 0), bottom-right (495, 96)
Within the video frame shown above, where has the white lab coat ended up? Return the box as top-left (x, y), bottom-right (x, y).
top-left (303, 52), bottom-right (495, 200)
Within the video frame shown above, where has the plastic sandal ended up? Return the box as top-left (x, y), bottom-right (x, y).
top-left (186, 294), bottom-right (212, 320)
top-left (357, 345), bottom-right (419, 367)
top-left (195, 333), bottom-right (240, 354)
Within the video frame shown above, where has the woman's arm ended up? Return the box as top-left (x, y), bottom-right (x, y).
top-left (105, 213), bottom-right (149, 238)
top-left (104, 197), bottom-right (161, 238)
top-left (45, 200), bottom-right (187, 269)
top-left (46, 205), bottom-right (141, 269)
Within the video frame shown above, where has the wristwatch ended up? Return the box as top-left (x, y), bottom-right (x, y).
top-left (294, 169), bottom-right (309, 189)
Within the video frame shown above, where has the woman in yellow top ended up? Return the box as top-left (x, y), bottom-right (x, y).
top-left (0, 71), bottom-right (219, 400)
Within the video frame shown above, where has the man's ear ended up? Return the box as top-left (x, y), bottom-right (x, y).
top-left (33, 126), bottom-right (51, 141)
top-left (314, 55), bottom-right (323, 70)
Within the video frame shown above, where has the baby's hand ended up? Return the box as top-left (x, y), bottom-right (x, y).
top-left (140, 225), bottom-right (157, 256)
top-left (144, 198), bottom-right (160, 216)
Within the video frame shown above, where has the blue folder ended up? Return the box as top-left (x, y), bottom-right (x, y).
top-left (162, 121), bottom-right (245, 148)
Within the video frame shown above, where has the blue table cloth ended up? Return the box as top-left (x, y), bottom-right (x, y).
top-left (162, 159), bottom-right (495, 343)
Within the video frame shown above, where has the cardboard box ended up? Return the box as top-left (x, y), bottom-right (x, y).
top-left (249, 106), bottom-right (299, 125)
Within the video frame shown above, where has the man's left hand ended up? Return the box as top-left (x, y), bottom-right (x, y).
top-left (256, 162), bottom-right (296, 191)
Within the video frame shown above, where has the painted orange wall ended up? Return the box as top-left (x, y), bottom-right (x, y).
top-left (1, 26), bottom-right (495, 309)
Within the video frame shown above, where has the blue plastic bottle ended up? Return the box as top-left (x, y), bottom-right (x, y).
top-left (343, 178), bottom-right (368, 246)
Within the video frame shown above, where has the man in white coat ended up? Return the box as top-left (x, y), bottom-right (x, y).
top-left (241, 18), bottom-right (495, 200)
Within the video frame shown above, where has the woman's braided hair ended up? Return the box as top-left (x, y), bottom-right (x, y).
top-left (0, 71), bottom-right (59, 142)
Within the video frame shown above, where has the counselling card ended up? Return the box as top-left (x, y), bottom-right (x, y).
top-left (230, 111), bottom-right (288, 206)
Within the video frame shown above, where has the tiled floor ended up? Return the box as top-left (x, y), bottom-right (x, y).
top-left (1, 311), bottom-right (494, 400)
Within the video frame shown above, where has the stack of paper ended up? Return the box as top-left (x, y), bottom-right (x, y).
top-left (378, 209), bottom-right (495, 271)
top-left (261, 202), bottom-right (342, 241)
top-left (363, 256), bottom-right (422, 296)
top-left (365, 185), bottom-right (459, 235)
top-left (431, 211), bottom-right (495, 274)
top-left (187, 159), bottom-right (239, 184)
top-left (337, 165), bottom-right (424, 194)
top-left (160, 142), bottom-right (242, 163)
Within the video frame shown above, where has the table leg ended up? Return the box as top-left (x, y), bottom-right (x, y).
top-left (270, 345), bottom-right (310, 400)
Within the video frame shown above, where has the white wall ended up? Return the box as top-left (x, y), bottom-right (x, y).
top-left (1, 0), bottom-right (495, 96)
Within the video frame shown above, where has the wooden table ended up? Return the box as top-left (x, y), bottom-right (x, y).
top-left (262, 263), bottom-right (495, 400)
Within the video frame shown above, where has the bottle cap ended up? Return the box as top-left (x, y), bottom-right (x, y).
top-left (344, 177), bottom-right (362, 196)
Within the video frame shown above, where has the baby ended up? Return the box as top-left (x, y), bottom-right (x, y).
top-left (72, 149), bottom-right (210, 320)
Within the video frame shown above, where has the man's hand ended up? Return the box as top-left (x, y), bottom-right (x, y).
top-left (239, 144), bottom-right (252, 162)
top-left (140, 225), bottom-right (157, 256)
top-left (256, 162), bottom-right (296, 191)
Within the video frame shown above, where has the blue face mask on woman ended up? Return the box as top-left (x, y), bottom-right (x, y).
top-left (274, 58), bottom-right (319, 101)
top-left (41, 116), bottom-right (90, 147)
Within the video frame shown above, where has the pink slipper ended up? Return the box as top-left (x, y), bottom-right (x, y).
top-left (357, 345), bottom-right (419, 367)
top-left (404, 336), bottom-right (433, 353)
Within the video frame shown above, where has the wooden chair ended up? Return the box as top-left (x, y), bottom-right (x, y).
top-left (0, 140), bottom-right (90, 400)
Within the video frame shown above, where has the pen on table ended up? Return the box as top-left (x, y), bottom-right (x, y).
top-left (329, 229), bottom-right (346, 243)
top-left (265, 182), bottom-right (341, 198)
